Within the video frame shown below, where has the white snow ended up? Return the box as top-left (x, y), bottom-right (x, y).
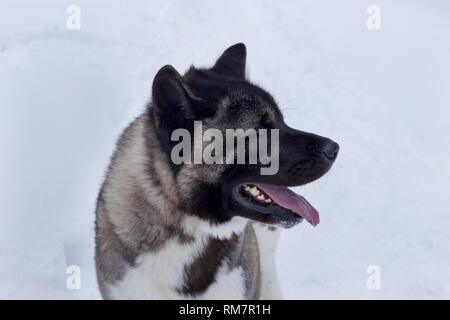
top-left (1, 0), bottom-right (449, 299)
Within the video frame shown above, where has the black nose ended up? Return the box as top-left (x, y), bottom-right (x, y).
top-left (322, 141), bottom-right (339, 161)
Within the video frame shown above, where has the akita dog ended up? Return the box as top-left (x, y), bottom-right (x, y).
top-left (95, 43), bottom-right (339, 299)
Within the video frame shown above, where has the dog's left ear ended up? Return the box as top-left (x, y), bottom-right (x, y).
top-left (212, 43), bottom-right (246, 80)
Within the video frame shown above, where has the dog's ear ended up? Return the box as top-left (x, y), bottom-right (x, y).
top-left (212, 43), bottom-right (246, 80)
top-left (152, 65), bottom-right (202, 129)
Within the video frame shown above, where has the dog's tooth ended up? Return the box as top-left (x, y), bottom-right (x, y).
top-left (265, 198), bottom-right (272, 203)
top-left (249, 187), bottom-right (259, 196)
top-left (257, 194), bottom-right (265, 201)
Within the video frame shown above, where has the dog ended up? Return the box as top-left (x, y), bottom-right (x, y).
top-left (95, 43), bottom-right (339, 299)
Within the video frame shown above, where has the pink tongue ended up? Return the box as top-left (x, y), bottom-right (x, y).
top-left (255, 183), bottom-right (320, 226)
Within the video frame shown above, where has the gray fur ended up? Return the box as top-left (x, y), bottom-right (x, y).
top-left (95, 115), bottom-right (261, 299)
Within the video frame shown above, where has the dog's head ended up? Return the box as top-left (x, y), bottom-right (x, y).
top-left (149, 43), bottom-right (339, 228)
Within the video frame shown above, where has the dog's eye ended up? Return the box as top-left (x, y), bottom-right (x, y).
top-left (261, 113), bottom-right (272, 128)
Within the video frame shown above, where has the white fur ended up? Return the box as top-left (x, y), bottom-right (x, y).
top-left (108, 237), bottom-right (199, 299)
top-left (253, 223), bottom-right (283, 299)
top-left (181, 215), bottom-right (248, 240)
top-left (195, 264), bottom-right (245, 299)
top-left (108, 215), bottom-right (282, 300)
top-left (108, 217), bottom-right (247, 299)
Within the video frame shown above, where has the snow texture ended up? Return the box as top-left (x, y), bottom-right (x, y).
top-left (1, 0), bottom-right (449, 299)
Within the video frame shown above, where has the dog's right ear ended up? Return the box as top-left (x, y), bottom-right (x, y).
top-left (151, 65), bottom-right (201, 129)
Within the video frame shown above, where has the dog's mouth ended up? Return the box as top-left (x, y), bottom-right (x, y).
top-left (231, 183), bottom-right (319, 228)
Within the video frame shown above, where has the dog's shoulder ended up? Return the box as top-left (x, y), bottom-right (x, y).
top-left (95, 115), bottom-right (179, 297)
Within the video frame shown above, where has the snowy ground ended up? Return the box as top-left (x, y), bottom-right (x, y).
top-left (1, 0), bottom-right (449, 299)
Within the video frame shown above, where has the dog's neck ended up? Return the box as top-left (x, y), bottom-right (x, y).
top-left (180, 215), bottom-right (248, 241)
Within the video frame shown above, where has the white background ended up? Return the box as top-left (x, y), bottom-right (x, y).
top-left (1, 0), bottom-right (449, 299)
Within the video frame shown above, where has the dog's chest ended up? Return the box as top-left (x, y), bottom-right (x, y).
top-left (107, 235), bottom-right (247, 299)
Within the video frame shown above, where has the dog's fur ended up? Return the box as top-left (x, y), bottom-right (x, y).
top-left (95, 44), bottom-right (338, 299)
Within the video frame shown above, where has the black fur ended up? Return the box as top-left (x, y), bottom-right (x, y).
top-left (146, 43), bottom-right (339, 226)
